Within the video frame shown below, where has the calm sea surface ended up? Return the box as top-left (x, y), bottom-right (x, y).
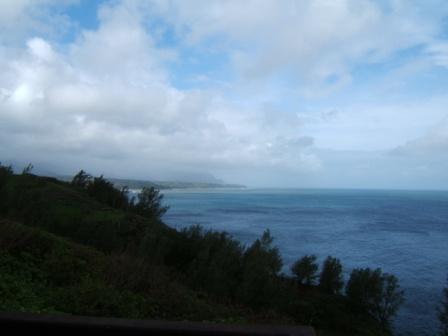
top-left (161, 188), bottom-right (448, 336)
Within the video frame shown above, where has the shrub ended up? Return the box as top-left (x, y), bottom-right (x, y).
top-left (71, 170), bottom-right (92, 188)
top-left (291, 255), bottom-right (318, 285)
top-left (319, 256), bottom-right (344, 294)
top-left (0, 162), bottom-right (13, 188)
top-left (439, 275), bottom-right (448, 336)
top-left (346, 267), bottom-right (405, 329)
top-left (132, 187), bottom-right (169, 221)
top-left (21, 163), bottom-right (34, 175)
top-left (238, 229), bottom-right (283, 307)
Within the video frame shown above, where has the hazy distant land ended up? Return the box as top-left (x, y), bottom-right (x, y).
top-left (57, 175), bottom-right (246, 190)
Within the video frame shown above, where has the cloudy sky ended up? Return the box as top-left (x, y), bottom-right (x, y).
top-left (0, 0), bottom-right (447, 189)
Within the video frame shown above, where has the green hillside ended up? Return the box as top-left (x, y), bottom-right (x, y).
top-left (0, 168), bottom-right (391, 335)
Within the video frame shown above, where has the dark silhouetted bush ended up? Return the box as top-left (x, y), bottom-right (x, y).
top-left (71, 170), bottom-right (92, 188)
top-left (291, 255), bottom-right (318, 285)
top-left (346, 267), bottom-right (405, 329)
top-left (439, 275), bottom-right (448, 336)
top-left (22, 163), bottom-right (34, 175)
top-left (132, 186), bottom-right (169, 221)
top-left (0, 171), bottom-right (402, 335)
top-left (319, 256), bottom-right (344, 294)
top-left (238, 229), bottom-right (283, 307)
top-left (0, 162), bottom-right (13, 189)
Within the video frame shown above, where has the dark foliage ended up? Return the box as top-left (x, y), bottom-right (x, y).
top-left (22, 163), bottom-right (34, 175)
top-left (71, 170), bottom-right (168, 221)
top-left (133, 187), bottom-right (169, 221)
top-left (159, 225), bottom-right (244, 301)
top-left (346, 268), bottom-right (405, 329)
top-left (86, 175), bottom-right (131, 210)
top-left (0, 169), bottom-right (401, 335)
top-left (238, 229), bottom-right (283, 307)
top-left (439, 275), bottom-right (448, 336)
top-left (319, 256), bottom-right (344, 294)
top-left (71, 170), bottom-right (130, 210)
top-left (291, 255), bottom-right (319, 285)
top-left (71, 170), bottom-right (92, 188)
top-left (0, 162), bottom-right (13, 188)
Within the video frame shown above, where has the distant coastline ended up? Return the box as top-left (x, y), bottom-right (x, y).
top-left (57, 175), bottom-right (246, 190)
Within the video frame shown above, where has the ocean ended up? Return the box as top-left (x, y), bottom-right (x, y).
top-left (161, 188), bottom-right (448, 336)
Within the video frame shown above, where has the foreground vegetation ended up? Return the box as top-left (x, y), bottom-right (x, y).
top-left (440, 277), bottom-right (448, 336)
top-left (0, 163), bottom-right (406, 335)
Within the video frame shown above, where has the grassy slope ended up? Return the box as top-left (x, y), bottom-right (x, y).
top-left (0, 174), bottom-right (159, 253)
top-left (0, 174), bottom-right (282, 323)
top-left (0, 218), bottom-right (257, 322)
top-left (0, 173), bottom-right (386, 335)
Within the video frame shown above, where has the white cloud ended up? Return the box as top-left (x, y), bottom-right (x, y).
top-left (0, 0), bottom-right (76, 44)
top-left (69, 2), bottom-right (168, 85)
top-left (0, 0), bottom-right (318, 183)
top-left (300, 96), bottom-right (448, 151)
top-left (0, 0), bottom-right (447, 188)
top-left (0, 0), bottom-right (32, 25)
top-left (426, 42), bottom-right (448, 68)
top-left (147, 0), bottom-right (448, 90)
top-left (27, 37), bottom-right (56, 62)
top-left (391, 116), bottom-right (448, 156)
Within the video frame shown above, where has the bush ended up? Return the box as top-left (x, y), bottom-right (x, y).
top-left (0, 162), bottom-right (13, 188)
top-left (238, 229), bottom-right (283, 307)
top-left (319, 256), bottom-right (344, 294)
top-left (87, 175), bottom-right (130, 210)
top-left (346, 267), bottom-right (405, 329)
top-left (21, 163), bottom-right (34, 175)
top-left (71, 171), bottom-right (131, 211)
top-left (0, 172), bottom-right (404, 334)
top-left (439, 275), bottom-right (448, 336)
top-left (71, 170), bottom-right (92, 188)
top-left (291, 255), bottom-right (318, 285)
top-left (132, 187), bottom-right (169, 221)
top-left (53, 277), bottom-right (147, 318)
top-left (0, 254), bottom-right (52, 314)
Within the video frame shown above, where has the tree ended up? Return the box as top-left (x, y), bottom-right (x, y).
top-left (0, 163), bottom-right (13, 207)
top-left (119, 186), bottom-right (130, 210)
top-left (439, 275), bottom-right (448, 336)
top-left (258, 229), bottom-right (283, 275)
top-left (0, 162), bottom-right (13, 174)
top-left (0, 162), bottom-right (13, 186)
top-left (22, 163), bottom-right (33, 175)
top-left (71, 170), bottom-right (92, 188)
top-left (291, 254), bottom-right (318, 285)
top-left (172, 225), bottom-right (245, 299)
top-left (346, 267), bottom-right (405, 329)
top-left (133, 187), bottom-right (169, 221)
top-left (319, 256), bottom-right (344, 294)
top-left (71, 171), bottom-right (131, 210)
top-left (238, 229), bottom-right (283, 307)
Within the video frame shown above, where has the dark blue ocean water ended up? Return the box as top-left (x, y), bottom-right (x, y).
top-left (161, 188), bottom-right (448, 336)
